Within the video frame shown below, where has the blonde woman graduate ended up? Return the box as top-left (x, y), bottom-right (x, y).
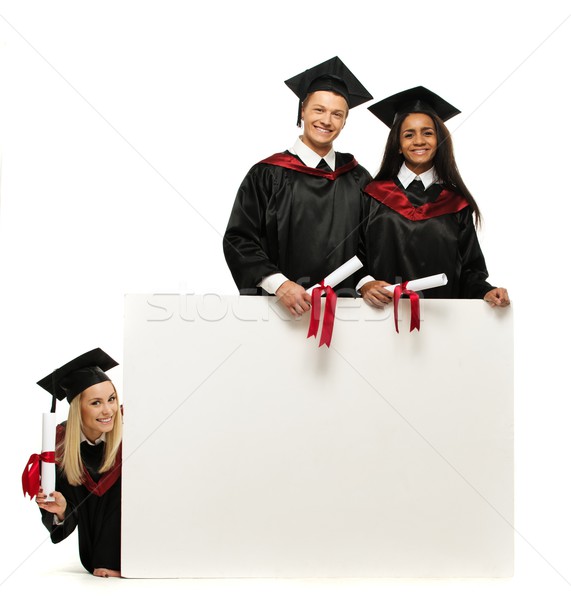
top-left (34, 348), bottom-right (122, 578)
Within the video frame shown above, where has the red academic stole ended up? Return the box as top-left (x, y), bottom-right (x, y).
top-left (364, 180), bottom-right (469, 220)
top-left (82, 444), bottom-right (122, 496)
top-left (55, 424), bottom-right (122, 497)
top-left (259, 153), bottom-right (358, 181)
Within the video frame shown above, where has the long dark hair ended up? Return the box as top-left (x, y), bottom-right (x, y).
top-left (376, 111), bottom-right (482, 226)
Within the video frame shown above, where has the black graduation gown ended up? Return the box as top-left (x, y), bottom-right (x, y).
top-left (40, 428), bottom-right (122, 574)
top-left (223, 151), bottom-right (371, 295)
top-left (359, 179), bottom-right (494, 299)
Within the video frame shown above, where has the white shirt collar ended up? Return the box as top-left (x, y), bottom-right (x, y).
top-left (397, 162), bottom-right (438, 190)
top-left (289, 136), bottom-right (336, 170)
top-left (81, 431), bottom-right (106, 445)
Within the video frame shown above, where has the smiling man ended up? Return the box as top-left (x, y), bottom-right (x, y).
top-left (223, 57), bottom-right (373, 316)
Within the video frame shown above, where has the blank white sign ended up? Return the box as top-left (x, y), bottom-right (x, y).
top-left (121, 296), bottom-right (513, 578)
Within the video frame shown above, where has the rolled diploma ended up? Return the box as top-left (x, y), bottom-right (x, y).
top-left (41, 413), bottom-right (57, 501)
top-left (384, 273), bottom-right (448, 293)
top-left (307, 256), bottom-right (364, 295)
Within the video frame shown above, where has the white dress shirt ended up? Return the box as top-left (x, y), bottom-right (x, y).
top-left (81, 431), bottom-right (106, 445)
top-left (396, 163), bottom-right (437, 190)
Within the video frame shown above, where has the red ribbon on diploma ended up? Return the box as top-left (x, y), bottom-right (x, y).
top-left (307, 281), bottom-right (338, 348)
top-left (393, 281), bottom-right (420, 333)
top-left (22, 451), bottom-right (56, 500)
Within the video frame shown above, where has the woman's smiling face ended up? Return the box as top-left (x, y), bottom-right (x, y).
top-left (80, 380), bottom-right (117, 443)
top-left (399, 112), bottom-right (438, 174)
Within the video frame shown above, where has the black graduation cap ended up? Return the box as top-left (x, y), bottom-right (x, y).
top-left (368, 86), bottom-right (461, 128)
top-left (284, 56), bottom-right (373, 126)
top-left (37, 348), bottom-right (119, 412)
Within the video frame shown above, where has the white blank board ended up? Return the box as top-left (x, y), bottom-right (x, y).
top-left (121, 295), bottom-right (513, 578)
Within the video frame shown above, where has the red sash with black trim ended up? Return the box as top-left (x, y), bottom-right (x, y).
top-left (364, 180), bottom-right (469, 221)
top-left (81, 444), bottom-right (122, 496)
top-left (259, 153), bottom-right (358, 181)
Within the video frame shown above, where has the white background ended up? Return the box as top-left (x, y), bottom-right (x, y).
top-left (0, 0), bottom-right (569, 598)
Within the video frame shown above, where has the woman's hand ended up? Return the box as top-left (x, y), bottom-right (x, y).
top-left (484, 287), bottom-right (510, 308)
top-left (360, 280), bottom-right (394, 307)
top-left (36, 488), bottom-right (67, 521)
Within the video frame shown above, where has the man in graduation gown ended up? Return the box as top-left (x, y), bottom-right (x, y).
top-left (223, 57), bottom-right (373, 316)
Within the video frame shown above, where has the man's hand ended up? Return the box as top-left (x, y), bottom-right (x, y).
top-left (276, 281), bottom-right (312, 317)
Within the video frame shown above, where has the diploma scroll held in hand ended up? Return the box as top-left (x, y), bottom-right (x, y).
top-left (384, 273), bottom-right (448, 294)
top-left (307, 256), bottom-right (363, 347)
top-left (40, 412), bottom-right (57, 501)
top-left (389, 273), bottom-right (448, 333)
top-left (22, 413), bottom-right (57, 501)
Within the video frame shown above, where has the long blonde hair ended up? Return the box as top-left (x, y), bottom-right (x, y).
top-left (56, 383), bottom-right (123, 486)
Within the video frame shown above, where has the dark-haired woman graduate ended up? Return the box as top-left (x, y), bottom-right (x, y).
top-left (357, 86), bottom-right (509, 308)
top-left (34, 348), bottom-right (122, 578)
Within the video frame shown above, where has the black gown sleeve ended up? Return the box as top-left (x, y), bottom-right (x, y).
top-left (357, 191), bottom-right (373, 279)
top-left (40, 502), bottom-right (79, 543)
top-left (457, 208), bottom-right (495, 299)
top-left (40, 470), bottom-right (79, 543)
top-left (223, 165), bottom-right (280, 294)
